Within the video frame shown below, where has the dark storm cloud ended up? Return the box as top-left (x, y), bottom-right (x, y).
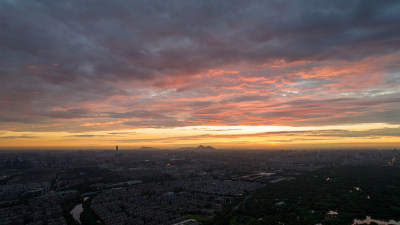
top-left (2, 0), bottom-right (399, 80)
top-left (1, 0), bottom-right (400, 128)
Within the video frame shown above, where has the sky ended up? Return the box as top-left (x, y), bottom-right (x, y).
top-left (0, 0), bottom-right (400, 149)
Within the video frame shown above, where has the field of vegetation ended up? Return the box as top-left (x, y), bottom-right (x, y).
top-left (218, 166), bottom-right (400, 225)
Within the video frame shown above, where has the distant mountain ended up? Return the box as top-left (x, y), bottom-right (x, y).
top-left (195, 145), bottom-right (216, 151)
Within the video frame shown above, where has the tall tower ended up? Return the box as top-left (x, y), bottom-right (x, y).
top-left (114, 145), bottom-right (121, 166)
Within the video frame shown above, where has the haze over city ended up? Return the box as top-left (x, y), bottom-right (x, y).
top-left (1, 0), bottom-right (399, 149)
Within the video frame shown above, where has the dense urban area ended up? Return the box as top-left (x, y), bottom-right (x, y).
top-left (0, 146), bottom-right (399, 225)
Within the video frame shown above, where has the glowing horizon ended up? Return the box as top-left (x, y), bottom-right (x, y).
top-left (1, 123), bottom-right (399, 149)
top-left (1, 1), bottom-right (400, 149)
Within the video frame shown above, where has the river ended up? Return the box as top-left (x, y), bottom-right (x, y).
top-left (70, 204), bottom-right (83, 224)
top-left (70, 197), bottom-right (89, 224)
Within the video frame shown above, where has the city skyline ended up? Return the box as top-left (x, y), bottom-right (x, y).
top-left (1, 0), bottom-right (400, 149)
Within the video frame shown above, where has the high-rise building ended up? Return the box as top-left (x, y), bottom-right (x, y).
top-left (114, 145), bottom-right (121, 162)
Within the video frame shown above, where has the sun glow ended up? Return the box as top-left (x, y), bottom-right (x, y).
top-left (1, 123), bottom-right (399, 149)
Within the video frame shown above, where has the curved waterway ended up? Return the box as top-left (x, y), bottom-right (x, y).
top-left (70, 197), bottom-right (89, 224)
top-left (70, 204), bottom-right (83, 224)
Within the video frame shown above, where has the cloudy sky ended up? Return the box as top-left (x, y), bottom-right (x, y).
top-left (1, 0), bottom-right (400, 149)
